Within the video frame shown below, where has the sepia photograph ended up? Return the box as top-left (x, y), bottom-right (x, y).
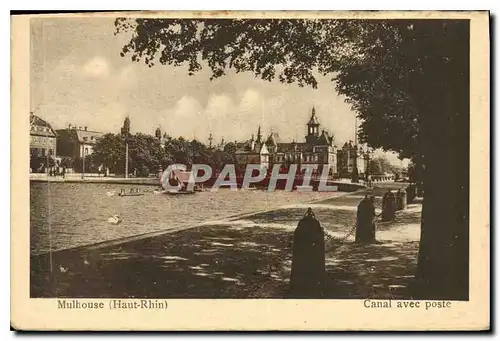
top-left (11, 11), bottom-right (490, 331)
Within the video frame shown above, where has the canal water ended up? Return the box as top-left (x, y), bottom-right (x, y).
top-left (30, 182), bottom-right (343, 255)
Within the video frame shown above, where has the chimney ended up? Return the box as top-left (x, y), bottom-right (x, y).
top-left (84, 126), bottom-right (88, 131)
top-left (221, 138), bottom-right (225, 145)
top-left (68, 123), bottom-right (72, 129)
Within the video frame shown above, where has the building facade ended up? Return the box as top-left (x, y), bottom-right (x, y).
top-left (231, 107), bottom-right (373, 179)
top-left (30, 113), bottom-right (57, 158)
top-left (337, 141), bottom-right (370, 178)
top-left (234, 108), bottom-right (339, 175)
top-left (56, 124), bottom-right (105, 159)
top-left (234, 126), bottom-right (270, 170)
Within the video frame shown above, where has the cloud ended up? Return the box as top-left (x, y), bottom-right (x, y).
top-left (82, 56), bottom-right (110, 79)
top-left (117, 64), bottom-right (139, 89)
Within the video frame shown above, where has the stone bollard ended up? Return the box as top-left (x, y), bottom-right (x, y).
top-left (396, 188), bottom-right (407, 211)
top-left (290, 208), bottom-right (326, 298)
top-left (355, 195), bottom-right (376, 243)
top-left (406, 184), bottom-right (416, 204)
top-left (417, 182), bottom-right (424, 197)
top-left (381, 190), bottom-right (396, 221)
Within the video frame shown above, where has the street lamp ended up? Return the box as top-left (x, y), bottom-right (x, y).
top-left (121, 124), bottom-right (131, 179)
top-left (81, 147), bottom-right (88, 179)
top-left (125, 139), bottom-right (129, 179)
top-left (365, 147), bottom-right (374, 186)
top-left (351, 116), bottom-right (360, 183)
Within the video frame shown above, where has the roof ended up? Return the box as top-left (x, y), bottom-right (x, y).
top-left (317, 130), bottom-right (334, 145)
top-left (307, 107), bottom-right (320, 126)
top-left (265, 132), bottom-right (281, 146)
top-left (56, 128), bottom-right (105, 144)
top-left (341, 141), bottom-right (356, 150)
top-left (30, 114), bottom-right (57, 137)
top-left (277, 142), bottom-right (314, 153)
top-left (75, 129), bottom-right (105, 144)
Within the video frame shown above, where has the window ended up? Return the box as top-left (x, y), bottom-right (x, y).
top-left (49, 149), bottom-right (54, 156)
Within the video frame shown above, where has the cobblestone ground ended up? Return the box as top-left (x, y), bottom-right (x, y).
top-left (31, 184), bottom-right (421, 299)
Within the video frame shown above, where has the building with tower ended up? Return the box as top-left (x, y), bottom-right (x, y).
top-left (234, 126), bottom-right (270, 170)
top-left (337, 141), bottom-right (369, 179)
top-left (233, 107), bottom-right (338, 176)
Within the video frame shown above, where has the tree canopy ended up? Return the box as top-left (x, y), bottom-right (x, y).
top-left (115, 18), bottom-right (427, 159)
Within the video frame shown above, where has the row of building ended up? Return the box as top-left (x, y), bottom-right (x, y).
top-left (30, 113), bottom-right (104, 171)
top-left (30, 108), bottom-right (372, 178)
top-left (213, 107), bottom-right (371, 178)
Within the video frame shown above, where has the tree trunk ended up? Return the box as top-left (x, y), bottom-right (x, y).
top-left (412, 20), bottom-right (470, 300)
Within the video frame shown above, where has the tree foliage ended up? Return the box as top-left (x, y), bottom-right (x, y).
top-left (93, 131), bottom-right (219, 175)
top-left (121, 116), bottom-right (131, 136)
top-left (368, 156), bottom-right (392, 175)
top-left (92, 133), bottom-right (125, 173)
top-left (115, 19), bottom-right (423, 159)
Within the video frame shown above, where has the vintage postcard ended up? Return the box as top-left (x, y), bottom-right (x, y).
top-left (11, 11), bottom-right (490, 331)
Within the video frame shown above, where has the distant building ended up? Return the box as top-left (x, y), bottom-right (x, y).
top-left (234, 126), bottom-right (270, 170)
top-left (234, 107), bottom-right (338, 175)
top-left (30, 113), bottom-right (57, 158)
top-left (337, 141), bottom-right (370, 178)
top-left (56, 124), bottom-right (105, 159)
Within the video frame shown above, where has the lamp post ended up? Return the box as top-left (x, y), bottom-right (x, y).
top-left (351, 116), bottom-right (359, 183)
top-left (121, 117), bottom-right (131, 179)
top-left (81, 147), bottom-right (88, 179)
top-left (125, 140), bottom-right (129, 179)
top-left (365, 147), bottom-right (373, 187)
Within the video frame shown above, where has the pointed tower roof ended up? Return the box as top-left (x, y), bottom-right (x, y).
top-left (308, 107), bottom-right (320, 126)
top-left (265, 131), bottom-right (280, 146)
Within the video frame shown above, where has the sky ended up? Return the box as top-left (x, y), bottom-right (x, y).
top-left (30, 17), bottom-right (408, 167)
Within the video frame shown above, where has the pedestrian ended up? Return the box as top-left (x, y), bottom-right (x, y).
top-left (61, 166), bottom-right (66, 179)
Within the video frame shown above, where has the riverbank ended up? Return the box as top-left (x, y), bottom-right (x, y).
top-left (29, 173), bottom-right (371, 191)
top-left (30, 173), bottom-right (159, 186)
top-left (31, 183), bottom-right (420, 299)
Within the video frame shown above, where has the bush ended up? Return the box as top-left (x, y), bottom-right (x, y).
top-left (137, 165), bottom-right (150, 177)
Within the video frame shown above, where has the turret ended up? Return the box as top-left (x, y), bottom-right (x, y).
top-left (305, 107), bottom-right (321, 144)
top-left (256, 125), bottom-right (262, 143)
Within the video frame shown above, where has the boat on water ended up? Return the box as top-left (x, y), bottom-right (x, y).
top-left (164, 189), bottom-right (196, 195)
top-left (118, 188), bottom-right (144, 197)
top-left (118, 192), bottom-right (144, 197)
top-left (159, 169), bottom-right (198, 195)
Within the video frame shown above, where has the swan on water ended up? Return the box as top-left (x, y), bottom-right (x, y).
top-left (59, 265), bottom-right (68, 273)
top-left (107, 215), bottom-right (122, 224)
top-left (106, 191), bottom-right (116, 197)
